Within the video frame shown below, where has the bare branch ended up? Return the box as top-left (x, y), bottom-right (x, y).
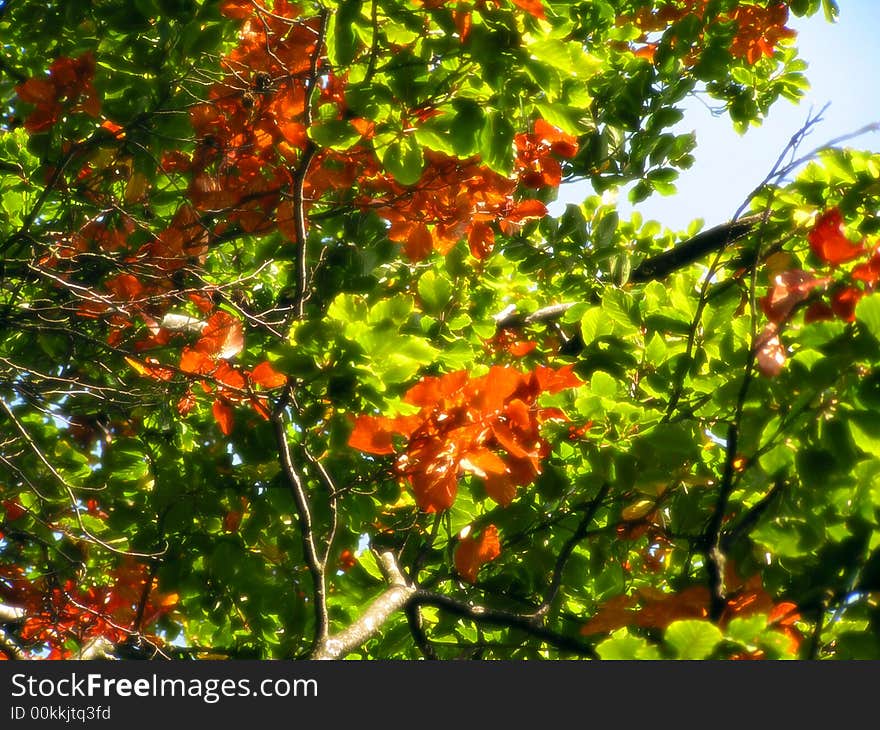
top-left (312, 551), bottom-right (415, 660)
top-left (272, 399), bottom-right (328, 650)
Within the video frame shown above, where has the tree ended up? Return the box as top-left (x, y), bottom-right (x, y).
top-left (1, 0), bottom-right (876, 662)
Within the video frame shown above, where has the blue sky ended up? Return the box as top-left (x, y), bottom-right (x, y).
top-left (558, 1), bottom-right (880, 231)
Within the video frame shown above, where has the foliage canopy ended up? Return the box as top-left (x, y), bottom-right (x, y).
top-left (3, 0), bottom-right (880, 661)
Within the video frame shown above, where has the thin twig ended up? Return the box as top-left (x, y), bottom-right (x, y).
top-left (272, 391), bottom-right (328, 650)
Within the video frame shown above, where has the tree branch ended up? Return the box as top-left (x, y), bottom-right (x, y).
top-left (628, 215), bottom-right (760, 284)
top-left (272, 403), bottom-right (328, 651)
top-left (535, 483), bottom-right (610, 617)
top-left (410, 591), bottom-right (598, 658)
top-left (312, 550), bottom-right (415, 660)
top-left (290, 8), bottom-right (330, 319)
top-left (492, 216), bottom-right (760, 334)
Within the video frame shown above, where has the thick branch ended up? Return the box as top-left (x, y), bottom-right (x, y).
top-left (628, 215), bottom-right (760, 284)
top-left (493, 302), bottom-right (577, 330)
top-left (312, 551), bottom-right (415, 660)
top-left (290, 9), bottom-right (330, 319)
top-left (492, 216), bottom-right (760, 333)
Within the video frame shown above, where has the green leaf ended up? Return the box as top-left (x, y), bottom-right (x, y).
top-left (327, 0), bottom-right (361, 66)
top-left (856, 292), bottom-right (880, 340)
top-left (590, 371), bottom-right (617, 398)
top-left (664, 620), bottom-right (723, 659)
top-left (308, 119), bottom-right (363, 151)
top-left (596, 629), bottom-right (661, 660)
top-left (848, 411), bottom-right (880, 457)
top-left (580, 306), bottom-right (614, 345)
top-left (382, 135), bottom-right (424, 185)
top-left (449, 99), bottom-right (484, 157)
top-left (417, 271), bottom-right (452, 314)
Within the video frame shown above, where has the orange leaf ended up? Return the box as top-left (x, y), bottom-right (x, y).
top-left (177, 393), bottom-right (197, 416)
top-left (510, 0), bottom-right (545, 20)
top-left (197, 311), bottom-right (244, 359)
top-left (409, 462), bottom-right (458, 513)
top-left (460, 448), bottom-right (508, 478)
top-left (212, 398), bottom-right (234, 435)
top-left (633, 43), bottom-right (658, 63)
top-left (404, 223), bottom-right (434, 262)
top-left (16, 77), bottom-right (56, 104)
top-left (220, 0), bottom-right (253, 19)
top-left (760, 269), bottom-right (830, 324)
top-left (507, 198), bottom-right (548, 222)
top-left (277, 200), bottom-right (299, 243)
top-left (125, 356), bottom-right (174, 381)
top-left (808, 208), bottom-right (865, 265)
top-left (480, 366), bottom-right (523, 411)
top-left (484, 455), bottom-right (536, 506)
top-left (348, 415), bottom-right (396, 455)
top-left (214, 361), bottom-right (246, 390)
top-left (454, 524), bottom-right (502, 583)
top-left (251, 361), bottom-right (287, 388)
top-left (250, 396), bottom-right (271, 420)
top-left (180, 346), bottom-right (214, 375)
top-left (467, 221), bottom-right (495, 259)
top-left (533, 363), bottom-right (581, 393)
top-left (754, 323), bottom-right (786, 378)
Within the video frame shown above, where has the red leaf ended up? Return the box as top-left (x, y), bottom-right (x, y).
top-left (852, 250), bottom-right (880, 284)
top-left (348, 415), bottom-right (396, 455)
top-left (17, 77), bottom-right (57, 105)
top-left (250, 361), bottom-right (287, 388)
top-left (179, 347), bottom-right (214, 375)
top-left (214, 361), bottom-right (246, 390)
top-left (338, 549), bottom-right (357, 572)
top-left (533, 363), bottom-right (582, 393)
top-left (760, 269), bottom-right (830, 324)
top-left (212, 398), bottom-right (234, 435)
top-left (277, 200), bottom-right (299, 243)
top-left (197, 311), bottom-right (244, 359)
top-left (404, 223), bottom-right (434, 262)
top-left (223, 511), bottom-right (243, 533)
top-left (459, 448), bottom-right (508, 478)
top-left (830, 286), bottom-right (862, 322)
top-left (510, 0), bottom-right (546, 20)
top-left (804, 300), bottom-right (835, 323)
top-left (409, 461), bottom-right (458, 513)
top-left (507, 198), bottom-right (548, 222)
top-left (2, 500), bottom-right (26, 522)
top-left (755, 323), bottom-right (786, 378)
top-left (467, 221), bottom-right (495, 259)
top-left (454, 525), bottom-right (502, 583)
top-left (808, 208), bottom-right (865, 265)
